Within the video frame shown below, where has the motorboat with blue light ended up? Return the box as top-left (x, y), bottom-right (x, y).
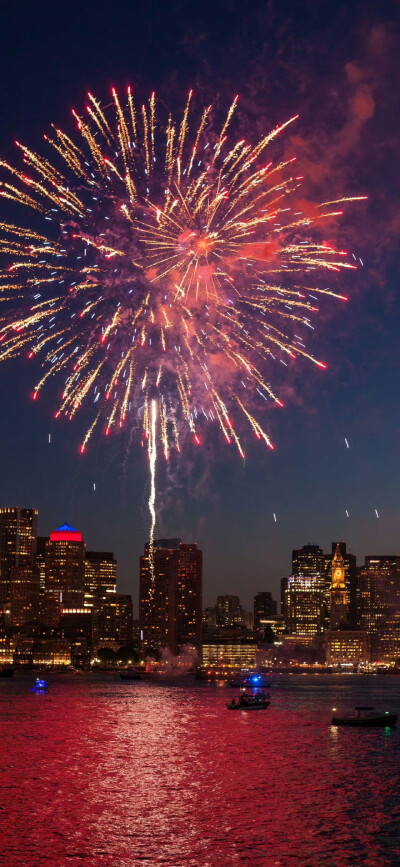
top-left (230, 673), bottom-right (270, 688)
top-left (227, 692), bottom-right (270, 710)
top-left (331, 706), bottom-right (398, 727)
top-left (31, 678), bottom-right (49, 691)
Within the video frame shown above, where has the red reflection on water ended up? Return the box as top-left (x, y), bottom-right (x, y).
top-left (0, 675), bottom-right (400, 866)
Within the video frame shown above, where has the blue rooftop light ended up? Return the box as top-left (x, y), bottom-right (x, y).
top-left (54, 523), bottom-right (78, 533)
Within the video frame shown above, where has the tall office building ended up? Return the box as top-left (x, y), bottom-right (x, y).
top-left (282, 575), bottom-right (325, 636)
top-left (359, 555), bottom-right (400, 636)
top-left (0, 507), bottom-right (38, 626)
top-left (84, 550), bottom-right (117, 612)
top-left (95, 593), bottom-right (133, 649)
top-left (216, 595), bottom-right (244, 628)
top-left (292, 544), bottom-right (327, 581)
top-left (140, 538), bottom-right (202, 655)
top-left (254, 592), bottom-right (278, 635)
top-left (43, 523), bottom-right (86, 626)
top-left (329, 544), bottom-right (349, 629)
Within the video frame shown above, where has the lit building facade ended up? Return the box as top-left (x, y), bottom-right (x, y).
top-left (329, 544), bottom-right (349, 629)
top-left (84, 549), bottom-right (117, 618)
top-left (0, 507), bottom-right (39, 627)
top-left (202, 638), bottom-right (257, 670)
top-left (359, 555), bottom-right (400, 636)
top-left (282, 575), bottom-right (325, 636)
top-left (325, 630), bottom-right (369, 667)
top-left (43, 524), bottom-right (86, 627)
top-left (95, 593), bottom-right (133, 649)
top-left (140, 538), bottom-right (202, 655)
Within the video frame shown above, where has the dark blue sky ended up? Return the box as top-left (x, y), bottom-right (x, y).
top-left (0, 0), bottom-right (399, 611)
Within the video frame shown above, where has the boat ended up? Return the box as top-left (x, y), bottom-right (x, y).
top-left (31, 678), bottom-right (48, 691)
top-left (120, 669), bottom-right (141, 680)
top-left (332, 706), bottom-right (398, 727)
top-left (0, 666), bottom-right (13, 678)
top-left (227, 692), bottom-right (270, 711)
top-left (230, 673), bottom-right (270, 688)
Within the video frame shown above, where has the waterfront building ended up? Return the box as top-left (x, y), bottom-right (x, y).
top-left (202, 635), bottom-right (257, 670)
top-left (43, 524), bottom-right (86, 627)
top-left (254, 591), bottom-right (278, 635)
top-left (139, 538), bottom-right (202, 655)
top-left (325, 630), bottom-right (369, 667)
top-left (329, 544), bottom-right (349, 629)
top-left (0, 507), bottom-right (38, 626)
top-left (282, 575), bottom-right (325, 636)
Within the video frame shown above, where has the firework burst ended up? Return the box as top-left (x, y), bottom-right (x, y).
top-left (0, 89), bottom-right (364, 491)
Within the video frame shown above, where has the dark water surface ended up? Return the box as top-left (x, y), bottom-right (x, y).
top-left (1, 673), bottom-right (400, 866)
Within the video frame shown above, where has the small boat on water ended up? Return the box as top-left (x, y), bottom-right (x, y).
top-left (120, 669), bottom-right (141, 681)
top-left (227, 692), bottom-right (270, 711)
top-left (332, 706), bottom-right (398, 727)
top-left (230, 673), bottom-right (270, 688)
top-left (31, 678), bottom-right (48, 691)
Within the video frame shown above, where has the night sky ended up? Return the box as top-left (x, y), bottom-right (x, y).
top-left (0, 0), bottom-right (399, 612)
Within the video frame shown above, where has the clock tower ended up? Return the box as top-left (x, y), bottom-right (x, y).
top-left (329, 544), bottom-right (348, 629)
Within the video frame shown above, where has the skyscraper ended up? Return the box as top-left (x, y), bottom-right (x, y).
top-left (0, 507), bottom-right (38, 626)
top-left (140, 538), bottom-right (202, 655)
top-left (84, 550), bottom-right (117, 613)
top-left (216, 595), bottom-right (244, 628)
top-left (254, 592), bottom-right (278, 635)
top-left (43, 523), bottom-right (86, 627)
top-left (282, 575), bottom-right (325, 636)
top-left (359, 555), bottom-right (400, 636)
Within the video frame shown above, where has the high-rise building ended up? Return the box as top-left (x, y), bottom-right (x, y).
top-left (36, 536), bottom-right (49, 622)
top-left (95, 594), bottom-right (133, 649)
top-left (292, 544), bottom-right (327, 581)
top-left (216, 595), bottom-right (244, 628)
top-left (43, 523), bottom-right (86, 627)
top-left (254, 592), bottom-right (278, 635)
top-left (0, 507), bottom-right (38, 626)
top-left (140, 538), bottom-right (202, 655)
top-left (84, 550), bottom-right (117, 611)
top-left (329, 544), bottom-right (349, 629)
top-left (358, 555), bottom-right (400, 637)
top-left (282, 575), bottom-right (325, 636)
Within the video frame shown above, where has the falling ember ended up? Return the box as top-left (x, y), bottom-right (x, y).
top-left (148, 398), bottom-right (157, 583)
top-left (0, 88), bottom-right (363, 537)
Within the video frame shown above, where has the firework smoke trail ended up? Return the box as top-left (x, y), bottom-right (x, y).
top-left (148, 398), bottom-right (157, 583)
top-left (0, 88), bottom-right (365, 550)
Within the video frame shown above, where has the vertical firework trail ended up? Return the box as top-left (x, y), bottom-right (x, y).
top-left (148, 398), bottom-right (157, 582)
top-left (0, 88), bottom-right (365, 573)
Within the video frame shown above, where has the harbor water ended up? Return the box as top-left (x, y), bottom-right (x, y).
top-left (1, 673), bottom-right (400, 866)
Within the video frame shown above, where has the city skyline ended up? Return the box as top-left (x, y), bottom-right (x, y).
top-left (0, 0), bottom-right (399, 614)
top-left (1, 500), bottom-right (399, 613)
